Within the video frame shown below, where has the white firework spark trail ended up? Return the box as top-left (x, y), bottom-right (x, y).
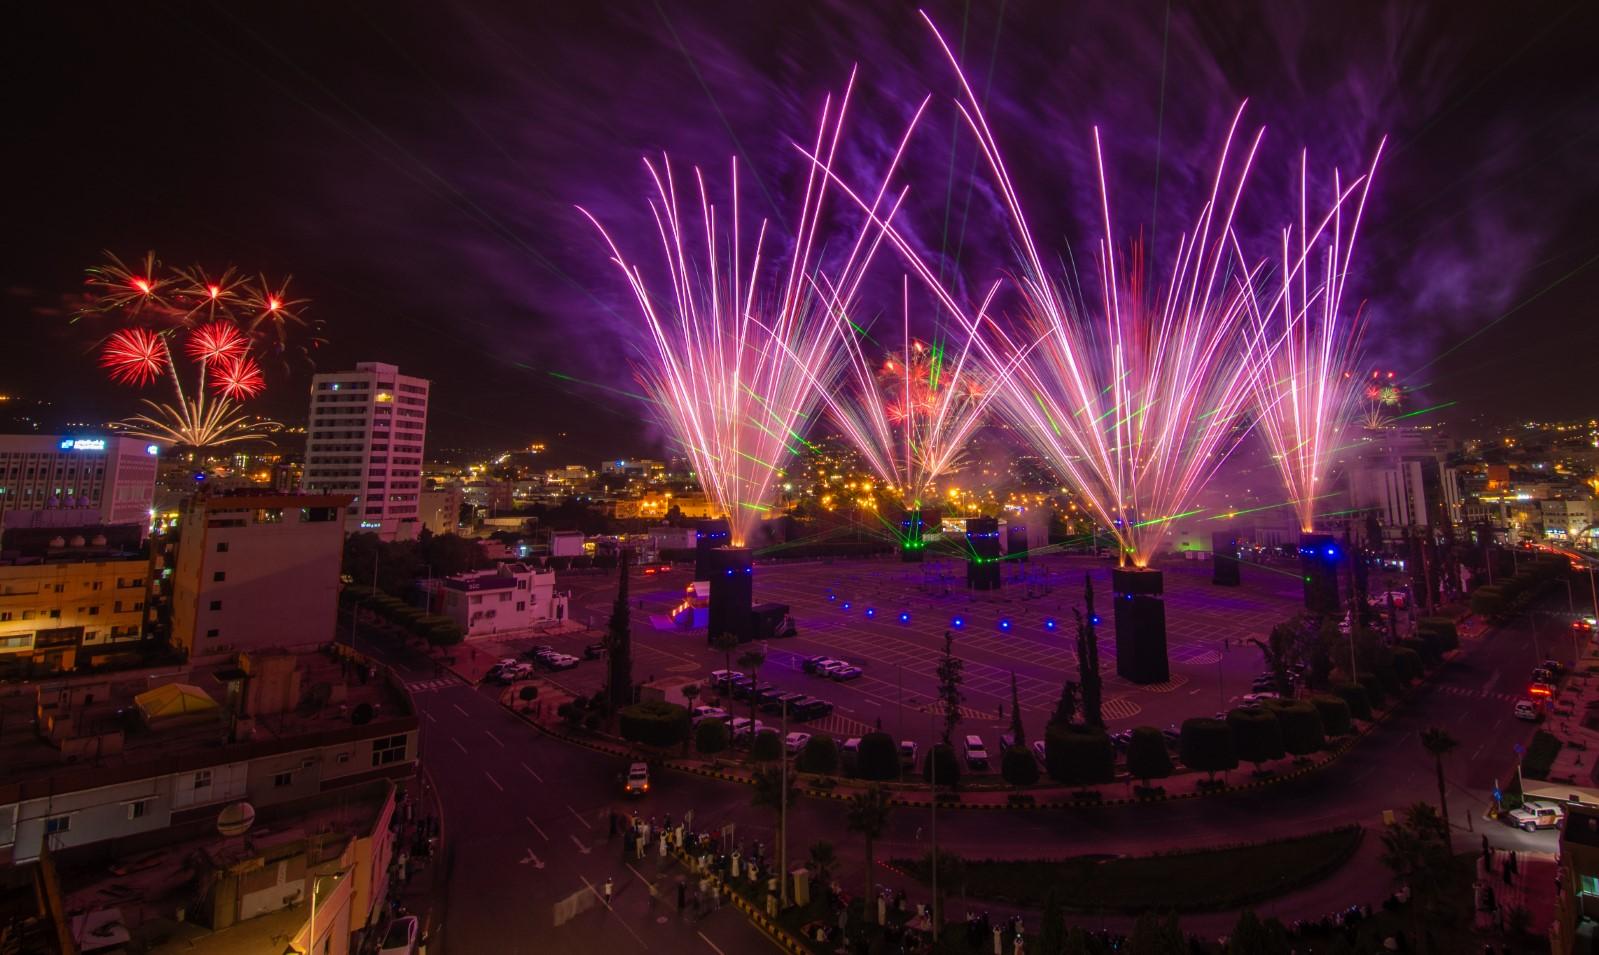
top-left (582, 71), bottom-right (927, 546)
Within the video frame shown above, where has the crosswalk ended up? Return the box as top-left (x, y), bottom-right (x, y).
top-left (404, 677), bottom-right (462, 693)
top-left (1436, 684), bottom-right (1522, 704)
top-left (806, 713), bottom-right (878, 738)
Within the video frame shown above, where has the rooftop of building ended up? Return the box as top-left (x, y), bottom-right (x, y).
top-left (438, 561), bottom-right (547, 591)
top-left (1567, 804), bottom-right (1599, 850)
top-left (53, 778), bottom-right (393, 955)
top-left (0, 645), bottom-right (413, 799)
top-left (0, 523), bottom-right (148, 564)
top-left (184, 489), bottom-right (352, 509)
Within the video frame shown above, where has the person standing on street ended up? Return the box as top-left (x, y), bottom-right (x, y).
top-left (603, 877), bottom-right (614, 906)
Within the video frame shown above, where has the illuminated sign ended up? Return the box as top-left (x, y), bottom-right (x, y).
top-left (146, 444), bottom-right (160, 455)
top-left (58, 438), bottom-right (106, 452)
top-left (359, 520), bottom-right (383, 529)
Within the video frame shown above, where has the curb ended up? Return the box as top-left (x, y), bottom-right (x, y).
top-left (671, 848), bottom-right (813, 955)
top-left (512, 655), bottom-right (1449, 813)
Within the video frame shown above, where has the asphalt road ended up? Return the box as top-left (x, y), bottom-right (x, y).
top-left (360, 561), bottom-right (1580, 947)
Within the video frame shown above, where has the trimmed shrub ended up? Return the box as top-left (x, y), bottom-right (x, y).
top-left (750, 728), bottom-right (783, 762)
top-left (1178, 718), bottom-right (1237, 781)
top-left (1357, 672), bottom-right (1388, 709)
top-left (1470, 585), bottom-right (1506, 619)
top-left (1044, 723), bottom-right (1115, 785)
top-left (1391, 646), bottom-right (1424, 684)
top-left (695, 718), bottom-right (730, 755)
top-left (1125, 726), bottom-right (1173, 787)
top-left (1309, 694), bottom-right (1353, 736)
top-left (1227, 708), bottom-right (1285, 770)
top-left (796, 734), bottom-right (839, 774)
top-left (1332, 682), bottom-right (1372, 721)
top-left (856, 732), bottom-right (899, 781)
top-left (1002, 746), bottom-right (1040, 786)
top-left (923, 743), bottom-right (961, 788)
top-left (1270, 701), bottom-right (1326, 756)
top-left (1417, 617), bottom-right (1459, 652)
top-left (618, 700), bottom-right (690, 748)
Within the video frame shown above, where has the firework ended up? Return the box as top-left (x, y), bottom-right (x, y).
top-left (1240, 148), bottom-right (1385, 532)
top-left (804, 276), bottom-right (1002, 515)
top-left (810, 17), bottom-right (1280, 567)
top-left (100, 328), bottom-right (169, 386)
top-left (583, 73), bottom-right (925, 546)
top-left (78, 251), bottom-right (312, 449)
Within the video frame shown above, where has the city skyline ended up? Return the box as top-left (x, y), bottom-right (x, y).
top-left (6, 2), bottom-right (1599, 456)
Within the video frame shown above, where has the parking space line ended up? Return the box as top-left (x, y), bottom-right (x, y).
top-left (485, 770), bottom-right (504, 791)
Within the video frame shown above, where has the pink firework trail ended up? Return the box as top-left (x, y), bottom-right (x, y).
top-left (1237, 146), bottom-right (1386, 533)
top-left (808, 15), bottom-right (1291, 567)
top-left (582, 71), bottom-right (927, 546)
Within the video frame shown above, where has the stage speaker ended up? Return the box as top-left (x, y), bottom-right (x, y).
top-left (707, 547), bottom-right (753, 643)
top-left (1211, 531), bottom-right (1240, 586)
top-left (1006, 524), bottom-right (1029, 562)
top-left (899, 509), bottom-right (925, 562)
top-left (694, 519), bottom-right (730, 580)
top-left (1299, 532), bottom-right (1342, 614)
top-left (965, 518), bottom-right (1001, 590)
top-left (1112, 567), bottom-right (1169, 684)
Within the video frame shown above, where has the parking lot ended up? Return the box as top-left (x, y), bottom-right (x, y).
top-left (506, 552), bottom-right (1315, 772)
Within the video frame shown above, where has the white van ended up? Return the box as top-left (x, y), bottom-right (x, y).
top-left (1513, 700), bottom-right (1540, 721)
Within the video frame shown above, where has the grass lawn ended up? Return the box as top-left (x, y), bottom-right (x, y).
top-left (891, 826), bottom-right (1364, 913)
top-left (1521, 730), bottom-right (1562, 781)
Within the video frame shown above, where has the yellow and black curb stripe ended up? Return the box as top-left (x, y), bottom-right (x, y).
top-left (669, 847), bottom-right (812, 954)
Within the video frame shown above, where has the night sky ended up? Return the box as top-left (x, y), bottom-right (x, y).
top-left (7, 2), bottom-right (1598, 458)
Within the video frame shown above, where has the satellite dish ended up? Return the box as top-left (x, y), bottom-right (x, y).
top-left (216, 801), bottom-right (256, 838)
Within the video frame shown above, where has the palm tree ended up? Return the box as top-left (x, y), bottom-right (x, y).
top-left (846, 785), bottom-right (892, 925)
top-left (710, 631), bottom-right (740, 689)
top-left (1420, 727), bottom-right (1458, 828)
top-left (809, 840), bottom-right (837, 887)
top-left (681, 684), bottom-right (701, 754)
top-left (737, 647), bottom-right (766, 756)
top-left (1379, 803), bottom-right (1452, 955)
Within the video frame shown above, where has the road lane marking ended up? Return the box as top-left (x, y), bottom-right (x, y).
top-left (424, 710), bottom-right (437, 722)
top-left (520, 848), bottom-right (545, 868)
top-left (580, 876), bottom-right (646, 948)
top-left (451, 737), bottom-right (467, 754)
top-left (698, 932), bottom-right (727, 955)
top-left (522, 762), bottom-right (544, 783)
top-left (525, 815), bottom-right (548, 840)
top-left (452, 703), bottom-right (471, 718)
top-left (484, 770), bottom-right (504, 791)
top-left (568, 804), bottom-right (593, 829)
top-left (485, 730), bottom-right (503, 747)
top-left (569, 833), bottom-right (592, 854)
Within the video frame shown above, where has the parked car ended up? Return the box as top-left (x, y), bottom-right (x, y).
top-left (692, 706), bottom-right (728, 724)
top-left (1513, 699), bottom-right (1541, 721)
top-left (1507, 801), bottom-right (1565, 832)
top-left (803, 656), bottom-right (842, 675)
top-left (841, 737), bottom-right (862, 771)
top-left (963, 734), bottom-right (989, 769)
top-left (1160, 727), bottom-right (1182, 750)
top-left (624, 761), bottom-right (650, 797)
top-left (763, 692), bottom-right (807, 715)
top-left (730, 718), bottom-right (768, 742)
top-left (1541, 659), bottom-right (1566, 675)
top-left (793, 697), bottom-right (833, 720)
top-left (829, 665), bottom-right (864, 681)
top-left (785, 732), bottom-right (812, 755)
top-left (817, 660), bottom-right (851, 678)
top-left (378, 915), bottom-right (419, 955)
top-left (583, 643), bottom-right (607, 660)
top-left (1110, 730), bottom-right (1133, 753)
top-left (900, 740), bottom-right (919, 770)
top-left (1232, 692), bottom-right (1278, 708)
top-left (1532, 667), bottom-right (1555, 685)
top-left (545, 654), bottom-right (579, 671)
top-left (1030, 739), bottom-right (1047, 765)
top-left (523, 646), bottom-right (554, 661)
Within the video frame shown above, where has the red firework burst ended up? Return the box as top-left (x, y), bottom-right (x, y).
top-left (186, 321), bottom-right (248, 363)
top-left (212, 354), bottom-right (264, 400)
top-left (100, 328), bottom-right (169, 386)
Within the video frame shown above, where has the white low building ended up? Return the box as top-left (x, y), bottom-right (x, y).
top-left (429, 562), bottom-right (569, 637)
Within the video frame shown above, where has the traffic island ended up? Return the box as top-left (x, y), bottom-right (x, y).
top-left (887, 826), bottom-right (1365, 914)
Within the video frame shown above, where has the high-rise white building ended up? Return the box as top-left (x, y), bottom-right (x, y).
top-left (301, 362), bottom-right (430, 539)
top-left (0, 434), bottom-right (158, 533)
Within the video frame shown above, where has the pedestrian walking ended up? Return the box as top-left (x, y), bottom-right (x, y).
top-left (604, 877), bottom-right (614, 905)
top-left (659, 833), bottom-right (668, 861)
top-left (993, 923), bottom-right (1003, 954)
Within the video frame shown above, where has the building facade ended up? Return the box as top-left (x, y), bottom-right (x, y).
top-left (301, 362), bottom-right (430, 539)
top-left (426, 561), bottom-right (568, 637)
top-left (0, 434), bottom-right (158, 532)
top-left (170, 492), bottom-right (348, 662)
top-left (1542, 499), bottom-right (1596, 541)
top-left (0, 530), bottom-right (151, 678)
